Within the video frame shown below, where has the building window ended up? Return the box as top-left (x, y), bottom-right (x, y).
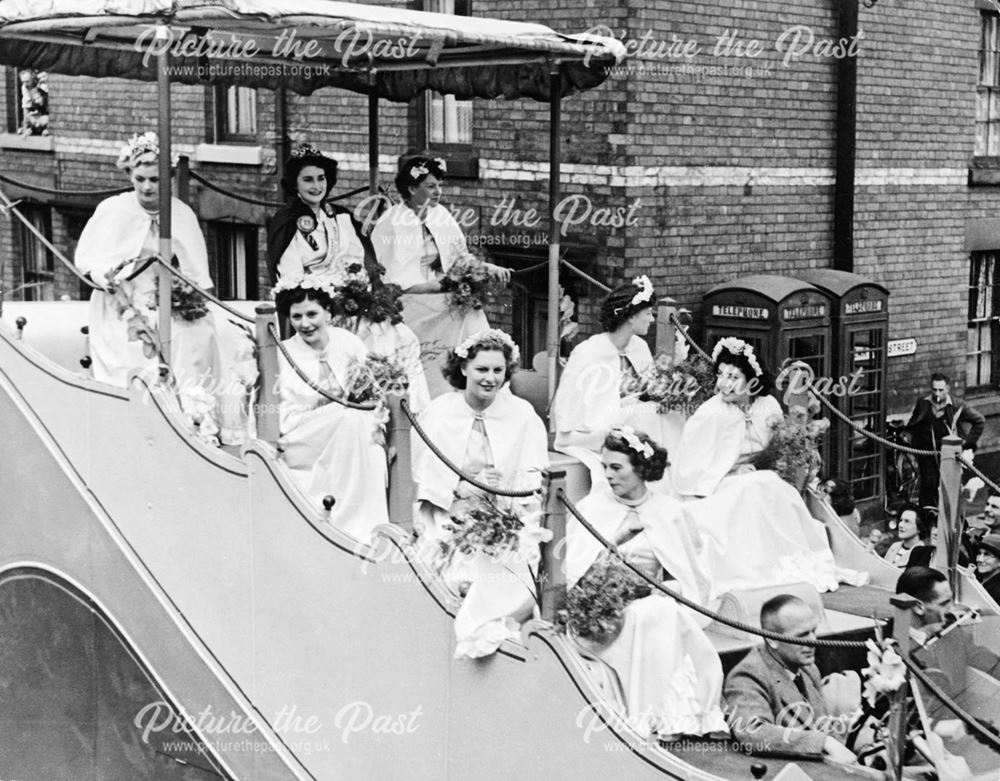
top-left (213, 85), bottom-right (257, 142)
top-left (968, 250), bottom-right (1000, 387)
top-left (978, 12), bottom-right (1000, 157)
top-left (210, 222), bottom-right (259, 300)
top-left (15, 204), bottom-right (54, 300)
top-left (5, 67), bottom-right (50, 136)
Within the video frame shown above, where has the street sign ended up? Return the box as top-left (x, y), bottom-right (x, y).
top-left (887, 338), bottom-right (916, 357)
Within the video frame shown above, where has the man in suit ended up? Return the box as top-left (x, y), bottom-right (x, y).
top-left (723, 595), bottom-right (857, 762)
top-left (905, 373), bottom-right (985, 508)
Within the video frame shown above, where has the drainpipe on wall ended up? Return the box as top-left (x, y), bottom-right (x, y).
top-left (274, 85), bottom-right (288, 185)
top-left (834, 0), bottom-right (858, 272)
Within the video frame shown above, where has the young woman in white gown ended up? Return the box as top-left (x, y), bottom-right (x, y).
top-left (274, 282), bottom-right (389, 543)
top-left (552, 274), bottom-right (686, 490)
top-left (565, 427), bottom-right (727, 740)
top-left (672, 338), bottom-right (840, 598)
top-left (370, 156), bottom-right (510, 398)
top-left (411, 329), bottom-right (550, 658)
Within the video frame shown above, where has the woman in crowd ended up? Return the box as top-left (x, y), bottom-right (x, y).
top-left (74, 132), bottom-right (249, 444)
top-left (566, 427), bottom-right (727, 740)
top-left (371, 155), bottom-right (510, 397)
top-left (883, 504), bottom-right (934, 568)
top-left (266, 145), bottom-right (368, 288)
top-left (275, 280), bottom-right (389, 543)
top-left (672, 338), bottom-right (842, 598)
top-left (412, 329), bottom-right (549, 658)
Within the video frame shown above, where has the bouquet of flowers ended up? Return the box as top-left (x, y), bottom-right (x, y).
top-left (441, 493), bottom-right (525, 561)
top-left (564, 556), bottom-right (652, 643)
top-left (636, 353), bottom-right (716, 415)
top-left (366, 282), bottom-right (405, 325)
top-left (151, 274), bottom-right (209, 322)
top-left (751, 408), bottom-right (830, 489)
top-left (344, 353), bottom-right (409, 405)
top-left (440, 249), bottom-right (501, 314)
top-left (330, 278), bottom-right (373, 322)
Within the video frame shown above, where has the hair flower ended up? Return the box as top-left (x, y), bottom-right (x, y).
top-left (711, 336), bottom-right (763, 377)
top-left (609, 426), bottom-right (654, 459)
top-left (630, 275), bottom-right (654, 307)
top-left (271, 272), bottom-right (338, 299)
top-left (454, 328), bottom-right (520, 365)
top-left (409, 163), bottom-right (429, 180)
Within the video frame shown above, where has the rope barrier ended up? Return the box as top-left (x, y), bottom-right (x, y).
top-left (0, 171), bottom-right (131, 198)
top-left (956, 454), bottom-right (1000, 496)
top-left (152, 257), bottom-right (255, 325)
top-left (669, 312), bottom-right (712, 362)
top-left (805, 386), bottom-right (938, 458)
top-left (510, 260), bottom-right (549, 276)
top-left (267, 322), bottom-right (379, 411)
top-left (901, 652), bottom-right (1000, 752)
top-left (0, 185), bottom-right (101, 290)
top-left (398, 397), bottom-right (538, 499)
top-left (188, 170), bottom-right (369, 208)
top-left (560, 259), bottom-right (610, 293)
top-left (558, 490), bottom-right (869, 649)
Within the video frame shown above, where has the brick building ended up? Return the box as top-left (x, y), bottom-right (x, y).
top-left (2, 0), bottom-right (1000, 471)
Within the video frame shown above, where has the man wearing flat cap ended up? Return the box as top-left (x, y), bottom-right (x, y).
top-left (976, 533), bottom-right (1000, 604)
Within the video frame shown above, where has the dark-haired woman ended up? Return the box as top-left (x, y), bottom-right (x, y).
top-left (674, 338), bottom-right (840, 597)
top-left (266, 145), bottom-right (368, 288)
top-left (275, 281), bottom-right (388, 542)
top-left (552, 275), bottom-right (679, 488)
top-left (565, 427), bottom-right (726, 740)
top-left (412, 329), bottom-right (549, 658)
top-left (370, 155), bottom-right (509, 397)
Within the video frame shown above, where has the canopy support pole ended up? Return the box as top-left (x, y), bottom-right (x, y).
top-left (368, 71), bottom-right (379, 196)
top-left (546, 64), bottom-right (563, 426)
top-left (156, 31), bottom-right (173, 365)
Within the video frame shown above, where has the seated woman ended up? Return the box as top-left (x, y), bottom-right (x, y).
top-left (411, 329), bottom-right (549, 658)
top-left (275, 280), bottom-right (389, 543)
top-left (565, 428), bottom-right (727, 740)
top-left (370, 155), bottom-right (510, 398)
top-left (266, 145), bottom-right (367, 288)
top-left (672, 338), bottom-right (841, 598)
top-left (883, 504), bottom-right (934, 568)
top-left (74, 131), bottom-right (245, 444)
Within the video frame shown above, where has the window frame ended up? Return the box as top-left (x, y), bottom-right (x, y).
top-left (14, 202), bottom-right (55, 301)
top-left (968, 249), bottom-right (1000, 390)
top-left (210, 84), bottom-right (259, 144)
top-left (209, 221), bottom-right (260, 301)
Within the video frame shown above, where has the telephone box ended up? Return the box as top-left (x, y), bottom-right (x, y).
top-left (703, 274), bottom-right (833, 383)
top-left (797, 270), bottom-right (889, 513)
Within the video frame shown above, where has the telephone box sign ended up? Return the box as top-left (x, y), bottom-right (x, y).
top-left (782, 304), bottom-right (827, 321)
top-left (844, 299), bottom-right (884, 315)
top-left (887, 338), bottom-right (917, 358)
top-left (711, 304), bottom-right (769, 320)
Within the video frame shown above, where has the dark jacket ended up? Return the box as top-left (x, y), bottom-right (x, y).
top-left (905, 396), bottom-right (985, 452)
top-left (979, 570), bottom-right (1000, 606)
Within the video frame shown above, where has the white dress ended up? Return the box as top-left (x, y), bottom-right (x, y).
top-left (551, 332), bottom-right (685, 491)
top-left (565, 489), bottom-right (728, 739)
top-left (673, 394), bottom-right (840, 599)
top-left (75, 192), bottom-right (250, 445)
top-left (277, 328), bottom-right (389, 542)
top-left (412, 391), bottom-right (550, 658)
top-left (371, 202), bottom-right (488, 397)
top-left (275, 208), bottom-right (367, 288)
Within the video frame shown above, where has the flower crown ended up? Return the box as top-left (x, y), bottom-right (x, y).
top-left (711, 336), bottom-right (763, 377)
top-left (290, 144), bottom-right (324, 159)
top-left (608, 425), bottom-right (654, 459)
top-left (271, 273), bottom-right (338, 299)
top-left (454, 328), bottom-right (520, 365)
top-left (407, 157), bottom-right (447, 180)
top-left (630, 275), bottom-right (654, 307)
top-left (116, 131), bottom-right (159, 170)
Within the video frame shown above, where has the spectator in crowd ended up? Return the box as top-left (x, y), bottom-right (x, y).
top-left (975, 534), bottom-right (1000, 604)
top-left (883, 504), bottom-right (934, 569)
top-left (724, 595), bottom-right (857, 763)
top-left (822, 478), bottom-right (861, 536)
top-left (904, 373), bottom-right (985, 508)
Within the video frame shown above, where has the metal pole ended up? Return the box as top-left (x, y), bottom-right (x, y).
top-left (932, 434), bottom-right (964, 596)
top-left (156, 30), bottom-right (173, 366)
top-left (546, 63), bottom-right (563, 426)
top-left (887, 595), bottom-right (918, 781)
top-left (540, 470), bottom-right (567, 622)
top-left (386, 393), bottom-right (414, 531)
top-left (368, 71), bottom-right (379, 196)
top-left (254, 303), bottom-right (280, 446)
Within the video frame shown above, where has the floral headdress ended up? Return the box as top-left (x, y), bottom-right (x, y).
top-left (630, 275), bottom-right (654, 307)
top-left (115, 131), bottom-right (160, 170)
top-left (454, 328), bottom-right (521, 365)
top-left (406, 156), bottom-right (447, 180)
top-left (608, 425), bottom-right (654, 459)
top-left (711, 336), bottom-right (763, 378)
top-left (290, 144), bottom-right (324, 158)
top-left (271, 273), bottom-right (338, 299)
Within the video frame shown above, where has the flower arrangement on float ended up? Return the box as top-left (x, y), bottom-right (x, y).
top-left (563, 556), bottom-right (652, 644)
top-left (149, 275), bottom-right (209, 322)
top-left (345, 353), bottom-right (410, 403)
top-left (441, 494), bottom-right (526, 561)
top-left (751, 407), bottom-right (830, 489)
top-left (636, 352), bottom-right (717, 415)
